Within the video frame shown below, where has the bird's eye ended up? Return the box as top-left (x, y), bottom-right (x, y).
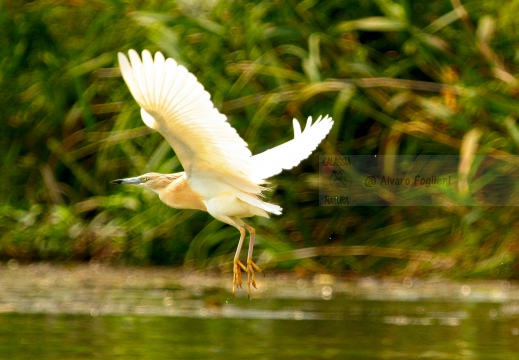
top-left (141, 176), bottom-right (148, 182)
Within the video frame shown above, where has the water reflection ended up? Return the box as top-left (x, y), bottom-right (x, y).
top-left (1, 263), bottom-right (518, 359)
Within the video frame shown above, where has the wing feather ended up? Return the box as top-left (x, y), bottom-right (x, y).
top-left (251, 115), bottom-right (333, 182)
top-left (118, 50), bottom-right (258, 194)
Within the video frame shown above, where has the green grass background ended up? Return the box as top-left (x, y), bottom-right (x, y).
top-left (1, 0), bottom-right (518, 279)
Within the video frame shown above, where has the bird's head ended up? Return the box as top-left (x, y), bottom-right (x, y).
top-left (111, 172), bottom-right (179, 192)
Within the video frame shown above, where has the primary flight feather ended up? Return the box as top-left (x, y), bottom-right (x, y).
top-left (113, 49), bottom-right (333, 296)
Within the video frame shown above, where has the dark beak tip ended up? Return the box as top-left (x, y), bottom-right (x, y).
top-left (110, 179), bottom-right (122, 184)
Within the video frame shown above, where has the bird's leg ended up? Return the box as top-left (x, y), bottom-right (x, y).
top-left (215, 215), bottom-right (258, 297)
top-left (233, 226), bottom-right (248, 296)
top-left (244, 224), bottom-right (263, 297)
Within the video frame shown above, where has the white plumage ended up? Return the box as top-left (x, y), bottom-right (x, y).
top-left (114, 49), bottom-right (333, 296)
top-left (251, 115), bottom-right (334, 182)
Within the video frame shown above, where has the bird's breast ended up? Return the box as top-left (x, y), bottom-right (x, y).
top-left (158, 176), bottom-right (207, 211)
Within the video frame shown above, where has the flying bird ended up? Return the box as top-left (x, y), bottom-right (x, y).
top-left (112, 50), bottom-right (333, 297)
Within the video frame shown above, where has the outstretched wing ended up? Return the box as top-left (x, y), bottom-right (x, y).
top-left (118, 50), bottom-right (259, 194)
top-left (251, 115), bottom-right (333, 182)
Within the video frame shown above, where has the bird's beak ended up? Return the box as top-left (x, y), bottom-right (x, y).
top-left (110, 177), bottom-right (142, 185)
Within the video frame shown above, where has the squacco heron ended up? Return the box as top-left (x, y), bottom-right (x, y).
top-left (112, 50), bottom-right (333, 297)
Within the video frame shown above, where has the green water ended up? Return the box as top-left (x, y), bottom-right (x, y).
top-left (1, 299), bottom-right (518, 359)
top-left (0, 264), bottom-right (518, 359)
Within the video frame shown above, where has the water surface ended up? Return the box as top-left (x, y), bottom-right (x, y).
top-left (1, 263), bottom-right (517, 359)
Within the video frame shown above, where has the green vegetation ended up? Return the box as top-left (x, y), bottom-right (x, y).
top-left (1, 0), bottom-right (518, 278)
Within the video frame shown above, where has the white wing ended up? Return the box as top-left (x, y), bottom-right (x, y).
top-left (118, 50), bottom-right (259, 194)
top-left (251, 115), bottom-right (333, 182)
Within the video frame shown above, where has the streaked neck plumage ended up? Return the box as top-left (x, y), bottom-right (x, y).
top-left (151, 172), bottom-right (207, 211)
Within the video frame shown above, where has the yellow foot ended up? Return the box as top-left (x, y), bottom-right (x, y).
top-left (233, 259), bottom-right (247, 296)
top-left (246, 259), bottom-right (263, 298)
